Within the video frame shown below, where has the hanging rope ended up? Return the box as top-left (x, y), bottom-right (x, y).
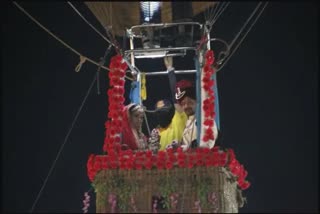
top-left (209, 2), bottom-right (231, 30)
top-left (29, 72), bottom-right (98, 213)
top-left (228, 2), bottom-right (263, 50)
top-left (217, 2), bottom-right (269, 72)
top-left (68, 1), bottom-right (122, 55)
top-left (143, 111), bottom-right (151, 136)
top-left (12, 2), bottom-right (111, 72)
top-left (206, 2), bottom-right (218, 25)
top-left (67, 2), bottom-right (118, 49)
top-left (75, 55), bottom-right (87, 72)
top-left (13, 2), bottom-right (133, 80)
top-left (211, 2), bottom-right (221, 22)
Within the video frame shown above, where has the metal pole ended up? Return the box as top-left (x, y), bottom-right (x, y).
top-left (128, 30), bottom-right (135, 67)
top-left (143, 69), bottom-right (197, 76)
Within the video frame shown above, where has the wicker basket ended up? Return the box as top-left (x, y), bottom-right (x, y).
top-left (93, 165), bottom-right (244, 213)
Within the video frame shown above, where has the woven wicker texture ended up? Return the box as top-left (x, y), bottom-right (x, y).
top-left (93, 166), bottom-right (243, 213)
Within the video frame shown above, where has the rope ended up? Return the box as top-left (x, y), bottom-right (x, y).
top-left (206, 3), bottom-right (217, 25)
top-left (67, 2), bottom-right (117, 49)
top-left (205, 2), bottom-right (217, 23)
top-left (143, 111), bottom-right (151, 136)
top-left (217, 2), bottom-right (268, 72)
top-left (30, 72), bottom-right (98, 213)
top-left (228, 2), bottom-right (263, 49)
top-left (75, 55), bottom-right (87, 72)
top-left (13, 2), bottom-right (133, 80)
top-left (211, 2), bottom-right (220, 22)
top-left (209, 2), bottom-right (231, 29)
top-left (12, 2), bottom-right (111, 72)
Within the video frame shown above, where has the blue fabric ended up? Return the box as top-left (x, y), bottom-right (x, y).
top-left (194, 57), bottom-right (201, 146)
top-left (129, 81), bottom-right (140, 104)
top-left (212, 73), bottom-right (220, 130)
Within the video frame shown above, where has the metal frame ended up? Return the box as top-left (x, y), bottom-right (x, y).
top-left (125, 22), bottom-right (203, 63)
top-left (128, 22), bottom-right (203, 38)
top-left (123, 22), bottom-right (211, 105)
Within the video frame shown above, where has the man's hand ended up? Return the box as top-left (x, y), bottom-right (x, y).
top-left (164, 56), bottom-right (173, 70)
top-left (165, 140), bottom-right (179, 150)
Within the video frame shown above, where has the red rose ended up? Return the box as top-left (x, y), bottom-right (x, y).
top-left (156, 161), bottom-right (164, 170)
top-left (125, 162), bottom-right (133, 170)
top-left (166, 147), bottom-right (174, 154)
top-left (144, 161), bottom-right (153, 169)
top-left (93, 160), bottom-right (101, 171)
top-left (118, 87), bottom-right (124, 95)
top-left (240, 181), bottom-right (250, 190)
top-left (102, 144), bottom-right (108, 152)
top-left (202, 135), bottom-right (209, 142)
top-left (101, 156), bottom-right (108, 169)
top-left (165, 161), bottom-right (173, 169)
top-left (176, 147), bottom-right (183, 153)
top-left (205, 50), bottom-right (215, 65)
top-left (134, 163), bottom-right (143, 170)
top-left (203, 64), bottom-right (211, 74)
top-left (196, 159), bottom-right (204, 166)
top-left (187, 162), bottom-right (194, 169)
top-left (145, 150), bottom-right (152, 158)
top-left (205, 159), bottom-right (211, 167)
top-left (169, 155), bottom-right (176, 163)
top-left (114, 136), bottom-right (121, 144)
top-left (203, 83), bottom-right (210, 91)
top-left (119, 163), bottom-right (126, 169)
top-left (109, 161), bottom-right (118, 169)
top-left (178, 160), bottom-right (186, 168)
top-left (118, 79), bottom-right (125, 87)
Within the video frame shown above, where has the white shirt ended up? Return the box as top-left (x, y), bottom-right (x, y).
top-left (181, 115), bottom-right (218, 151)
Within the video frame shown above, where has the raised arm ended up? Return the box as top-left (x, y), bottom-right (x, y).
top-left (164, 56), bottom-right (183, 113)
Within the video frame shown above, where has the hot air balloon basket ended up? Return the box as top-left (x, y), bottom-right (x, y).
top-left (92, 166), bottom-right (245, 213)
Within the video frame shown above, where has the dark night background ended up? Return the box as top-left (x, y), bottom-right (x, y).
top-left (1, 1), bottom-right (318, 213)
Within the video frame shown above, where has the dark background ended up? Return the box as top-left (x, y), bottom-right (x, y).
top-left (2, 2), bottom-right (318, 213)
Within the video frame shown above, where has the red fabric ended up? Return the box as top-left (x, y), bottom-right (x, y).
top-left (176, 79), bottom-right (194, 91)
top-left (121, 104), bottom-right (138, 150)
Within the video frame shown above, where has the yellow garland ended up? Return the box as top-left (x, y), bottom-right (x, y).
top-left (140, 72), bottom-right (147, 101)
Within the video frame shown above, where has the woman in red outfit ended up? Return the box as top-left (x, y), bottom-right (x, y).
top-left (121, 103), bottom-right (148, 150)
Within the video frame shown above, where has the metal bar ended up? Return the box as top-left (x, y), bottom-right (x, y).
top-left (130, 22), bottom-right (202, 30)
top-left (129, 34), bottom-right (135, 67)
top-left (124, 46), bottom-right (196, 54)
top-left (144, 70), bottom-right (197, 76)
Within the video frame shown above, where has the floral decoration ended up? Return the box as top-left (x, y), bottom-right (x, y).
top-left (82, 191), bottom-right (91, 213)
top-left (202, 50), bottom-right (216, 143)
top-left (87, 146), bottom-right (250, 190)
top-left (103, 54), bottom-right (127, 154)
top-left (86, 53), bottom-right (250, 212)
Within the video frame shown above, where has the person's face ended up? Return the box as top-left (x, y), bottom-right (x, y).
top-left (180, 96), bottom-right (196, 116)
top-left (130, 110), bottom-right (144, 130)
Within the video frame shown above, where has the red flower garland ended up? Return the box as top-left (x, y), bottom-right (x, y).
top-left (202, 50), bottom-right (216, 142)
top-left (87, 147), bottom-right (250, 190)
top-left (103, 55), bottom-right (127, 153)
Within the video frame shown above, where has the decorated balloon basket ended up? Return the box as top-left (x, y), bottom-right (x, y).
top-left (87, 147), bottom-right (249, 213)
top-left (85, 30), bottom-right (250, 213)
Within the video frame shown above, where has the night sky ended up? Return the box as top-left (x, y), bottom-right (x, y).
top-left (2, 2), bottom-right (318, 213)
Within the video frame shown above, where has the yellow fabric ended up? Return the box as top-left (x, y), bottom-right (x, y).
top-left (159, 110), bottom-right (187, 150)
top-left (141, 73), bottom-right (147, 101)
